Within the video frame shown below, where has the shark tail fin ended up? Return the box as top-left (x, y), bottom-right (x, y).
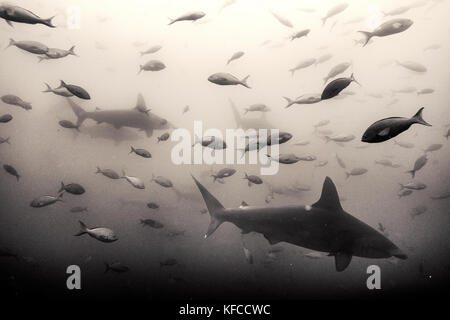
top-left (74, 220), bottom-right (88, 236)
top-left (312, 177), bottom-right (343, 212)
top-left (411, 107), bottom-right (431, 126)
top-left (357, 31), bottom-right (372, 47)
top-left (42, 15), bottom-right (56, 28)
top-left (240, 75), bottom-right (251, 88)
top-left (42, 83), bottom-right (52, 92)
top-left (191, 175), bottom-right (225, 238)
top-left (66, 98), bottom-right (88, 126)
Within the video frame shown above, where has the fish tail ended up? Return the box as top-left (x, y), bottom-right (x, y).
top-left (323, 136), bottom-right (331, 143)
top-left (289, 69), bottom-right (295, 77)
top-left (95, 166), bottom-right (102, 174)
top-left (58, 182), bottom-right (65, 193)
top-left (65, 98), bottom-right (88, 126)
top-left (104, 262), bottom-right (110, 273)
top-left (244, 108), bottom-right (248, 114)
top-left (6, 38), bottom-right (15, 49)
top-left (37, 56), bottom-right (46, 63)
top-left (240, 75), bottom-right (251, 88)
top-left (357, 31), bottom-right (372, 47)
top-left (57, 192), bottom-right (64, 202)
top-left (398, 183), bottom-right (405, 190)
top-left (42, 83), bottom-right (53, 92)
top-left (42, 15), bottom-right (56, 28)
top-left (74, 220), bottom-right (88, 236)
top-left (69, 45), bottom-right (78, 56)
top-left (168, 17), bottom-right (175, 25)
top-left (121, 169), bottom-right (126, 178)
top-left (129, 146), bottom-right (135, 154)
top-left (350, 73), bottom-right (361, 86)
top-left (406, 170), bottom-right (415, 179)
top-left (411, 107), bottom-right (431, 127)
top-left (283, 96), bottom-right (293, 108)
top-left (191, 175), bottom-right (225, 238)
top-left (5, 137), bottom-right (10, 145)
top-left (57, 80), bottom-right (66, 89)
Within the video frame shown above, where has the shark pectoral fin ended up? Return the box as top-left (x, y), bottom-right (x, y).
top-left (312, 177), bottom-right (343, 212)
top-left (378, 127), bottom-right (390, 136)
top-left (335, 252), bottom-right (352, 272)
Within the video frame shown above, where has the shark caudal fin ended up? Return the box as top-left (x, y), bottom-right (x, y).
top-left (66, 98), bottom-right (88, 126)
top-left (312, 176), bottom-right (343, 213)
top-left (411, 107), bottom-right (431, 127)
top-left (191, 175), bottom-right (225, 238)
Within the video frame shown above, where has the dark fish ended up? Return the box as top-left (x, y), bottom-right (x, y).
top-left (157, 132), bottom-right (170, 142)
top-left (59, 182), bottom-right (85, 195)
top-left (59, 120), bottom-right (79, 131)
top-left (0, 4), bottom-right (55, 27)
top-left (0, 114), bottom-right (13, 123)
top-left (58, 81), bottom-right (91, 100)
top-left (70, 206), bottom-right (88, 213)
top-left (140, 219), bottom-right (164, 229)
top-left (104, 262), bottom-right (129, 273)
top-left (168, 11), bottom-right (205, 25)
top-left (244, 173), bottom-right (263, 187)
top-left (211, 168), bottom-right (236, 182)
top-left (130, 146), bottom-right (151, 158)
top-left (321, 73), bottom-right (359, 100)
top-left (1, 94), bottom-right (32, 110)
top-left (290, 29), bottom-right (310, 40)
top-left (95, 167), bottom-right (120, 179)
top-left (362, 107), bottom-right (431, 143)
top-left (160, 258), bottom-right (178, 267)
top-left (3, 164), bottom-right (20, 181)
top-left (147, 202), bottom-right (159, 209)
top-left (42, 83), bottom-right (73, 97)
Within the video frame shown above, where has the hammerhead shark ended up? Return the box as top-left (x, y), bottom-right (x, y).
top-left (65, 95), bottom-right (172, 137)
top-left (192, 175), bottom-right (407, 271)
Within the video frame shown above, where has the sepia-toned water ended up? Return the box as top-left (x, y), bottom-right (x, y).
top-left (0, 0), bottom-right (449, 300)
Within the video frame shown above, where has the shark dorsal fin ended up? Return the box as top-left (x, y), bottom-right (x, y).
top-left (312, 177), bottom-right (343, 212)
top-left (135, 93), bottom-right (146, 110)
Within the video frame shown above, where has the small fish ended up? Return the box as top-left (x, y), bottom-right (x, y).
top-left (0, 114), bottom-right (13, 123)
top-left (362, 107), bottom-right (431, 143)
top-left (0, 4), bottom-right (55, 27)
top-left (3, 164), bottom-right (20, 181)
top-left (375, 159), bottom-right (400, 168)
top-left (182, 105), bottom-right (190, 114)
top-left (59, 120), bottom-right (79, 131)
top-left (227, 51), bottom-right (244, 65)
top-left (324, 134), bottom-right (355, 143)
top-left (294, 140), bottom-right (310, 146)
top-left (244, 104), bottom-right (270, 114)
top-left (95, 167), bottom-right (120, 179)
top-left (104, 262), bottom-right (129, 273)
top-left (423, 144), bottom-right (442, 153)
top-left (315, 53), bottom-right (333, 66)
top-left (39, 46), bottom-right (77, 61)
top-left (121, 170), bottom-right (145, 189)
top-left (358, 18), bottom-right (413, 47)
top-left (410, 206), bottom-right (427, 219)
top-left (74, 220), bottom-right (118, 242)
top-left (212, 168), bottom-right (236, 182)
top-left (289, 58), bottom-right (316, 76)
top-left (139, 60), bottom-right (166, 73)
top-left (58, 81), bottom-right (90, 100)
top-left (270, 11), bottom-right (293, 28)
top-left (392, 86), bottom-right (417, 94)
top-left (70, 206), bottom-right (88, 213)
top-left (140, 219), bottom-right (164, 229)
top-left (42, 83), bottom-right (73, 97)
top-left (140, 45), bottom-right (162, 56)
top-left (417, 88), bottom-right (434, 95)
top-left (345, 168), bottom-right (368, 179)
top-left (1, 94), bottom-right (32, 110)
top-left (193, 135), bottom-right (227, 150)
top-left (394, 140), bottom-right (414, 148)
top-left (335, 153), bottom-right (346, 169)
top-left (399, 181), bottom-right (427, 190)
top-left (160, 258), bottom-right (178, 267)
top-left (243, 173), bottom-right (263, 187)
top-left (0, 137), bottom-right (11, 145)
top-left (314, 120), bottom-right (330, 128)
top-left (423, 44), bottom-right (441, 51)
top-left (430, 191), bottom-right (450, 200)
top-left (406, 154), bottom-right (427, 178)
top-left (151, 174), bottom-right (173, 188)
top-left (208, 73), bottom-right (250, 88)
top-left (283, 94), bottom-right (321, 108)
top-left (157, 132), bottom-right (170, 142)
top-left (30, 193), bottom-right (64, 208)
top-left (396, 60), bottom-right (427, 73)
top-left (315, 160), bottom-right (328, 167)
top-left (398, 189), bottom-right (413, 198)
top-left (6, 39), bottom-right (48, 54)
top-left (129, 146), bottom-right (151, 158)
top-left (290, 29), bottom-right (310, 40)
top-left (168, 11), bottom-right (205, 25)
top-left (321, 3), bottom-right (348, 26)
top-left (267, 153), bottom-right (301, 164)
top-left (147, 202), bottom-right (159, 209)
top-left (321, 73), bottom-right (359, 100)
top-left (59, 182), bottom-right (85, 195)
